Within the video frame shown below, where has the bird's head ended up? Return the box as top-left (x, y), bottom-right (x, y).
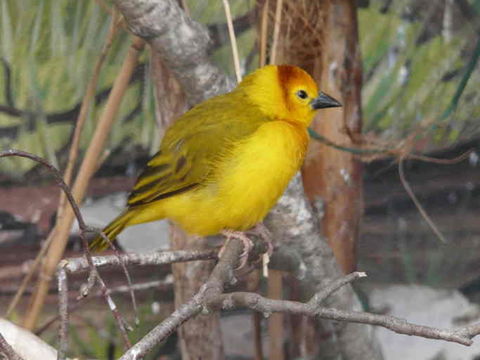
top-left (238, 65), bottom-right (341, 126)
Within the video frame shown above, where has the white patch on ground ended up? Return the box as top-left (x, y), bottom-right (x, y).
top-left (369, 284), bottom-right (480, 360)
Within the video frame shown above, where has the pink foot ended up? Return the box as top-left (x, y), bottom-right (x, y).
top-left (220, 230), bottom-right (254, 269)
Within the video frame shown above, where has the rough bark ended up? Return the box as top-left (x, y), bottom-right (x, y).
top-left (112, 0), bottom-right (381, 358)
top-left (150, 53), bottom-right (224, 360)
top-left (274, 0), bottom-right (363, 275)
top-left (305, 0), bottom-right (363, 275)
top-left (114, 0), bottom-right (235, 106)
top-left (269, 0), bottom-right (373, 358)
top-left (267, 176), bottom-right (383, 360)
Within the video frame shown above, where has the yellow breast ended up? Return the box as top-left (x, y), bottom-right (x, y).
top-left (160, 120), bottom-right (308, 235)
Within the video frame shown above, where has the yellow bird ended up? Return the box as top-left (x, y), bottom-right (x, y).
top-left (90, 65), bottom-right (340, 252)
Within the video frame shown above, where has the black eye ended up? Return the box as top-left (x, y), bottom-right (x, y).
top-left (296, 90), bottom-right (308, 99)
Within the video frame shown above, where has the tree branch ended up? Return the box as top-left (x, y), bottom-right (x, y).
top-left (118, 237), bottom-right (244, 360)
top-left (56, 268), bottom-right (68, 360)
top-left (0, 150), bottom-right (133, 353)
top-left (61, 249), bottom-right (218, 274)
top-left (209, 291), bottom-right (477, 346)
top-left (119, 266), bottom-right (480, 359)
top-left (113, 0), bottom-right (234, 105)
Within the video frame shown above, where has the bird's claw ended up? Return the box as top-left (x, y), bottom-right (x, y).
top-left (248, 223), bottom-right (274, 257)
top-left (220, 230), bottom-right (254, 270)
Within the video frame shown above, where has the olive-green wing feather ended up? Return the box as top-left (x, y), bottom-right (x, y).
top-left (127, 94), bottom-right (269, 207)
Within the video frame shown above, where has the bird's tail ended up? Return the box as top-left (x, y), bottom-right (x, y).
top-left (89, 211), bottom-right (135, 252)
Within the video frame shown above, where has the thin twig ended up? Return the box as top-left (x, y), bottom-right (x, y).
top-left (222, 0), bottom-right (242, 82)
top-left (62, 249), bottom-right (218, 274)
top-left (22, 36), bottom-right (144, 331)
top-left (259, 0), bottom-right (269, 67)
top-left (119, 267), bottom-right (480, 359)
top-left (270, 0), bottom-right (283, 64)
top-left (309, 271), bottom-right (367, 306)
top-left (408, 149), bottom-right (473, 164)
top-left (0, 150), bottom-right (87, 229)
top-left (87, 229), bottom-right (139, 323)
top-left (398, 157), bottom-right (448, 243)
top-left (35, 278), bottom-right (173, 336)
top-left (56, 267), bottom-right (68, 360)
top-left (0, 150), bottom-right (132, 351)
top-left (118, 238), bottom-right (245, 360)
top-left (212, 291), bottom-right (477, 346)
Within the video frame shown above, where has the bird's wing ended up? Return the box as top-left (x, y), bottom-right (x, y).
top-left (127, 95), bottom-right (267, 207)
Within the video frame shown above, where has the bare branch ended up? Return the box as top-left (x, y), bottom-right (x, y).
top-left (0, 150), bottom-right (87, 230)
top-left (309, 271), bottom-right (367, 306)
top-left (62, 249), bottom-right (217, 274)
top-left (35, 278), bottom-right (173, 337)
top-left (210, 291), bottom-right (477, 346)
top-left (118, 238), bottom-right (244, 360)
top-left (118, 266), bottom-right (480, 359)
top-left (56, 268), bottom-right (68, 360)
top-left (112, 0), bottom-right (234, 104)
top-left (0, 150), bottom-right (132, 350)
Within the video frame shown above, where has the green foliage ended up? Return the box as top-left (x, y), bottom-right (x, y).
top-left (0, 0), bottom-right (256, 178)
top-left (65, 299), bottom-right (175, 359)
top-left (359, 2), bottom-right (480, 145)
top-left (0, 1), bottom-right (141, 176)
top-left (1, 0), bottom-right (478, 177)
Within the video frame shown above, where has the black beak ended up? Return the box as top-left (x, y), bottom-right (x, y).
top-left (310, 92), bottom-right (342, 110)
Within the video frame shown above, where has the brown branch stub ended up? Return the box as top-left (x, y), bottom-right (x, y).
top-left (309, 271), bottom-right (367, 306)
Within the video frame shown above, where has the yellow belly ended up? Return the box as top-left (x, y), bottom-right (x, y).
top-left (134, 120), bottom-right (308, 235)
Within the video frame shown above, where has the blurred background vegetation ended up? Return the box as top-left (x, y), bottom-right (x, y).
top-left (1, 0), bottom-right (479, 179)
top-left (0, 1), bottom-right (479, 359)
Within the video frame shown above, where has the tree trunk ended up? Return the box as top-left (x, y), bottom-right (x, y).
top-left (151, 54), bottom-right (224, 360)
top-left (268, 1), bottom-right (378, 359)
top-left (275, 0), bottom-right (363, 275)
top-left (267, 176), bottom-right (383, 360)
top-left (305, 0), bottom-right (363, 275)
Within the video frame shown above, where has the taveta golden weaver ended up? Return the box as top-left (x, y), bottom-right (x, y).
top-left (90, 65), bottom-right (341, 252)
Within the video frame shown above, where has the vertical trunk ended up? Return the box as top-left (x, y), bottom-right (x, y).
top-left (276, 0), bottom-right (362, 275)
top-left (170, 228), bottom-right (224, 360)
top-left (267, 270), bottom-right (284, 360)
top-left (151, 54), bottom-right (224, 360)
top-left (269, 1), bottom-right (374, 359)
top-left (303, 0), bottom-right (363, 275)
top-left (267, 176), bottom-right (383, 360)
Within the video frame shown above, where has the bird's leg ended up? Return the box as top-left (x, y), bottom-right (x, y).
top-left (246, 223), bottom-right (274, 277)
top-left (247, 222), bottom-right (274, 256)
top-left (220, 230), bottom-right (254, 269)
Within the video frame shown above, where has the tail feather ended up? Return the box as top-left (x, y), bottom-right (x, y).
top-left (89, 211), bottom-right (135, 252)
